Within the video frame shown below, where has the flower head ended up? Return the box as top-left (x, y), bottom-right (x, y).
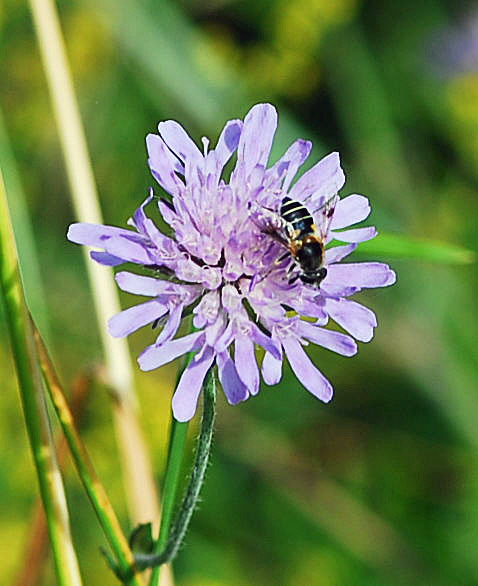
top-left (68, 104), bottom-right (396, 421)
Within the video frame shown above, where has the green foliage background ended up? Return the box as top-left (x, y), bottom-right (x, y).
top-left (1, 0), bottom-right (477, 584)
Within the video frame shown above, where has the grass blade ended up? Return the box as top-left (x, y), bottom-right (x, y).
top-left (28, 0), bottom-right (161, 538)
top-left (0, 169), bottom-right (83, 586)
top-left (357, 232), bottom-right (475, 264)
top-left (33, 322), bottom-right (145, 586)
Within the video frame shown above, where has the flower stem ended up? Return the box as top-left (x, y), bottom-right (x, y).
top-left (139, 369), bottom-right (216, 581)
top-left (33, 323), bottom-right (145, 586)
top-left (0, 171), bottom-right (82, 586)
top-left (148, 419), bottom-right (189, 586)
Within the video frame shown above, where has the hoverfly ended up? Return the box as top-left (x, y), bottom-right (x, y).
top-left (255, 193), bottom-right (338, 288)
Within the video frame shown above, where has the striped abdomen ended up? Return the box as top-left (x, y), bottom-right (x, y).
top-left (280, 197), bottom-right (314, 237)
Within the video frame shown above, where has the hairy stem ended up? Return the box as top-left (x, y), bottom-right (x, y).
top-left (141, 370), bottom-right (216, 579)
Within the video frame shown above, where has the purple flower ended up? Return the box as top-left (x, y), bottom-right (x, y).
top-left (68, 104), bottom-right (396, 422)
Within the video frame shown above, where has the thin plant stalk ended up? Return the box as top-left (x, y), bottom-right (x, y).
top-left (149, 419), bottom-right (189, 586)
top-left (13, 371), bottom-right (92, 586)
top-left (0, 106), bottom-right (50, 342)
top-left (33, 325), bottom-right (145, 586)
top-left (27, 0), bottom-right (164, 560)
top-left (0, 170), bottom-right (83, 586)
top-left (136, 371), bottom-right (216, 580)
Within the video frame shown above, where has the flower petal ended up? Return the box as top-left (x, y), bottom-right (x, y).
top-left (138, 331), bottom-right (204, 371)
top-left (331, 226), bottom-right (377, 243)
top-left (265, 139), bottom-right (312, 191)
top-left (251, 324), bottom-right (281, 359)
top-left (237, 103), bottom-right (277, 179)
top-left (155, 302), bottom-right (185, 346)
top-left (217, 351), bottom-right (249, 405)
top-left (326, 262), bottom-right (397, 289)
top-left (297, 321), bottom-right (357, 356)
top-left (172, 348), bottom-right (216, 422)
top-left (288, 151), bottom-right (345, 205)
top-left (330, 194), bottom-right (371, 230)
top-left (325, 298), bottom-right (377, 342)
top-left (146, 134), bottom-right (184, 197)
top-left (104, 236), bottom-right (153, 265)
top-left (90, 251), bottom-right (124, 266)
top-left (325, 244), bottom-right (357, 264)
top-left (261, 350), bottom-right (283, 386)
top-left (214, 120), bottom-right (243, 173)
top-left (282, 337), bottom-right (333, 402)
top-left (115, 272), bottom-right (197, 297)
top-left (158, 120), bottom-right (203, 166)
top-left (235, 334), bottom-right (260, 395)
top-left (67, 223), bottom-right (143, 248)
top-left (108, 300), bottom-right (168, 338)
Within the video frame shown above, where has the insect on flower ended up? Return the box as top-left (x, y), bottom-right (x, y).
top-left (257, 193), bottom-right (338, 288)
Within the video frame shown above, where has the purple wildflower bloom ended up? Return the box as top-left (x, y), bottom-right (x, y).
top-left (68, 104), bottom-right (396, 422)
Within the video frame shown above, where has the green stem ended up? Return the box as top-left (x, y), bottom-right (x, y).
top-left (149, 418), bottom-right (189, 586)
top-left (0, 172), bottom-right (83, 586)
top-left (33, 325), bottom-right (145, 586)
top-left (140, 370), bottom-right (216, 577)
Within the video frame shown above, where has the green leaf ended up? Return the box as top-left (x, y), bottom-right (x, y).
top-left (355, 232), bottom-right (475, 264)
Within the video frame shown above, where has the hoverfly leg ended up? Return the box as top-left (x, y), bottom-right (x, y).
top-left (288, 274), bottom-right (300, 285)
top-left (275, 251), bottom-right (290, 265)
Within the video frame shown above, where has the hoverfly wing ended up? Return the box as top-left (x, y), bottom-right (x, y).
top-left (312, 193), bottom-right (339, 240)
top-left (248, 201), bottom-right (290, 248)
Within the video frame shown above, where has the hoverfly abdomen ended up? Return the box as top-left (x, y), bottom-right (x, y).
top-left (280, 197), bottom-right (314, 238)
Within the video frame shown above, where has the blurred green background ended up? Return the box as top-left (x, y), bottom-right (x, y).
top-left (1, 0), bottom-right (477, 584)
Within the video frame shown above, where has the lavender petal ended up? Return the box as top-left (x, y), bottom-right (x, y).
top-left (217, 351), bottom-right (249, 405)
top-left (108, 300), bottom-right (168, 338)
top-left (282, 337), bottom-right (333, 402)
top-left (154, 302), bottom-right (184, 346)
top-left (331, 226), bottom-right (377, 243)
top-left (172, 348), bottom-right (215, 422)
top-left (326, 262), bottom-right (397, 289)
top-left (236, 103), bottom-right (278, 179)
top-left (288, 152), bottom-right (345, 205)
top-left (67, 223), bottom-right (143, 247)
top-left (138, 331), bottom-right (204, 371)
top-left (330, 194), bottom-right (371, 230)
top-left (104, 236), bottom-right (153, 265)
top-left (214, 120), bottom-right (243, 173)
top-left (261, 350), bottom-right (283, 386)
top-left (325, 243), bottom-right (357, 264)
top-left (158, 120), bottom-right (203, 166)
top-left (90, 251), bottom-right (124, 266)
top-left (115, 272), bottom-right (198, 297)
top-left (146, 134), bottom-right (184, 197)
top-left (297, 321), bottom-right (358, 356)
top-left (234, 334), bottom-right (260, 395)
top-left (325, 298), bottom-right (377, 342)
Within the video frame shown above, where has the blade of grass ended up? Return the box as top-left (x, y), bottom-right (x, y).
top-left (33, 323), bottom-right (145, 586)
top-left (12, 371), bottom-right (92, 586)
top-left (0, 169), bottom-right (83, 586)
top-left (0, 106), bottom-right (51, 343)
top-left (28, 0), bottom-right (162, 546)
top-left (355, 232), bottom-right (476, 264)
